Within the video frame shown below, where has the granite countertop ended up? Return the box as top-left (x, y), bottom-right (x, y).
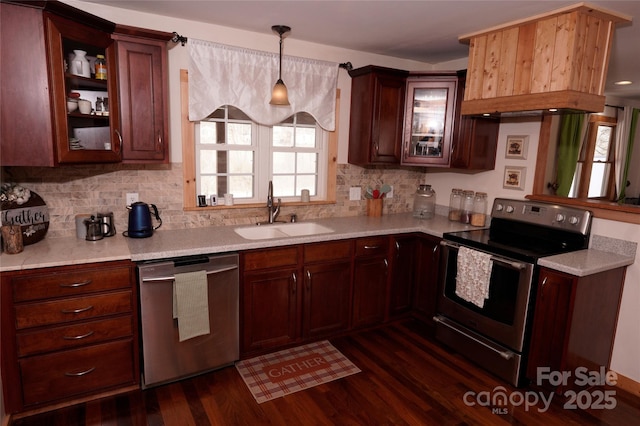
top-left (0, 213), bottom-right (469, 271)
top-left (1, 212), bottom-right (635, 276)
top-left (537, 249), bottom-right (635, 277)
top-left (0, 234), bottom-right (131, 272)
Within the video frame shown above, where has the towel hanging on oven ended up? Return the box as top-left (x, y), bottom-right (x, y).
top-left (455, 246), bottom-right (493, 308)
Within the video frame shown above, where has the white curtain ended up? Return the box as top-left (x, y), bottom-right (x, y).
top-left (615, 107), bottom-right (634, 198)
top-left (188, 39), bottom-right (339, 131)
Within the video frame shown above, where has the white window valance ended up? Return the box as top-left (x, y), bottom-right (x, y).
top-left (188, 38), bottom-right (339, 131)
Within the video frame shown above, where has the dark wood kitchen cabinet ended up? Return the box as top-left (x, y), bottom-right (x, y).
top-left (1, 1), bottom-right (121, 166)
top-left (241, 246), bottom-right (301, 354)
top-left (352, 236), bottom-right (390, 328)
top-left (0, 2), bottom-right (170, 166)
top-left (389, 235), bottom-right (418, 318)
top-left (302, 241), bottom-right (353, 338)
top-left (348, 66), bottom-right (409, 165)
top-left (401, 75), bottom-right (457, 166)
top-left (448, 72), bottom-right (500, 170)
top-left (0, 260), bottom-right (139, 414)
top-left (401, 71), bottom-right (499, 170)
top-left (241, 241), bottom-right (353, 356)
top-left (413, 234), bottom-right (442, 330)
top-left (113, 26), bottom-right (172, 163)
top-left (346, 65), bottom-right (498, 170)
top-left (526, 267), bottom-right (627, 393)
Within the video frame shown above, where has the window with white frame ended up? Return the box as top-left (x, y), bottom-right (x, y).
top-left (196, 106), bottom-right (328, 204)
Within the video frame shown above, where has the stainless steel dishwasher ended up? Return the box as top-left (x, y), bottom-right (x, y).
top-left (137, 253), bottom-right (239, 388)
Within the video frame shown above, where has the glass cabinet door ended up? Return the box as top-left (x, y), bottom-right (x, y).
top-left (402, 79), bottom-right (457, 166)
top-left (45, 13), bottom-right (121, 163)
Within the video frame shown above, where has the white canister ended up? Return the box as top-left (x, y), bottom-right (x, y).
top-left (301, 189), bottom-right (310, 203)
top-left (78, 99), bottom-right (92, 114)
top-left (75, 214), bottom-right (91, 239)
top-left (70, 50), bottom-right (91, 78)
top-left (224, 193), bottom-right (234, 206)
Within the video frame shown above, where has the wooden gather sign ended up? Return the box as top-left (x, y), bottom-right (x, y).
top-left (1, 186), bottom-right (49, 246)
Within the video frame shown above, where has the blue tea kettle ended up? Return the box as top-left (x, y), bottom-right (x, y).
top-left (124, 202), bottom-right (162, 238)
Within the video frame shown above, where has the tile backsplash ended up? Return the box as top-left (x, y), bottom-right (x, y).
top-left (2, 163), bottom-right (424, 238)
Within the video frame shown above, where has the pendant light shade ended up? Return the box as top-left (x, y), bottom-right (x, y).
top-left (270, 25), bottom-right (291, 106)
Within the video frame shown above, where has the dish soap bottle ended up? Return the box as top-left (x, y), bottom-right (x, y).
top-left (413, 184), bottom-right (436, 219)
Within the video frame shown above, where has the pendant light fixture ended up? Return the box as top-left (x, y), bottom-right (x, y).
top-left (270, 25), bottom-right (291, 106)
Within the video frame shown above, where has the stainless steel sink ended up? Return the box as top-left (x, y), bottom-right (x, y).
top-left (234, 222), bottom-right (334, 240)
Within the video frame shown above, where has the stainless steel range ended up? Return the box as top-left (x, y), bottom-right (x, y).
top-left (434, 198), bottom-right (592, 387)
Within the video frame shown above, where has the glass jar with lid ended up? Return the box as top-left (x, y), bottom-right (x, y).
top-left (471, 192), bottom-right (488, 227)
top-left (459, 190), bottom-right (474, 224)
top-left (448, 188), bottom-right (463, 221)
top-left (413, 184), bottom-right (436, 219)
top-left (95, 54), bottom-right (107, 80)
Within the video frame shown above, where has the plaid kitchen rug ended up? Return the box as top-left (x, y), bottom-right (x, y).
top-left (235, 340), bottom-right (361, 403)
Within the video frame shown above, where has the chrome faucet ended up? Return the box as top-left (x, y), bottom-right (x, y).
top-left (267, 180), bottom-right (281, 223)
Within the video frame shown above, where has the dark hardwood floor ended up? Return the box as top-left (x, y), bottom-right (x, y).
top-left (11, 319), bottom-right (640, 425)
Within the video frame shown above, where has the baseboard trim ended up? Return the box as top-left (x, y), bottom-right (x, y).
top-left (614, 371), bottom-right (640, 399)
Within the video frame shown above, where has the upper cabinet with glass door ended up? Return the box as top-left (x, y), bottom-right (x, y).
top-left (45, 13), bottom-right (121, 163)
top-left (402, 76), bottom-right (457, 166)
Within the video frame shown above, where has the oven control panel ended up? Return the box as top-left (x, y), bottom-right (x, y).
top-left (491, 198), bottom-right (592, 234)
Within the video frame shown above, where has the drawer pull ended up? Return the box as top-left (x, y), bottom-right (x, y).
top-left (59, 280), bottom-right (92, 288)
top-left (61, 305), bottom-right (94, 314)
top-left (64, 367), bottom-right (96, 377)
top-left (363, 245), bottom-right (380, 250)
top-left (63, 330), bottom-right (94, 340)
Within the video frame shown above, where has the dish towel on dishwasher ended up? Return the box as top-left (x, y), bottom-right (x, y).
top-left (173, 270), bottom-right (210, 342)
top-left (455, 246), bottom-right (493, 308)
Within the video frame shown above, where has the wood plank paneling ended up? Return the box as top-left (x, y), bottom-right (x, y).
top-left (464, 35), bottom-right (486, 101)
top-left (531, 16), bottom-right (556, 94)
top-left (590, 20), bottom-right (614, 94)
top-left (482, 31), bottom-right (502, 98)
top-left (550, 12), bottom-right (577, 92)
top-left (579, 16), bottom-right (602, 93)
top-left (514, 22), bottom-right (536, 96)
top-left (496, 27), bottom-right (518, 97)
top-left (459, 4), bottom-right (629, 114)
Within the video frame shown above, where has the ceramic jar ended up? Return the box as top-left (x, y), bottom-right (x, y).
top-left (70, 49), bottom-right (91, 78)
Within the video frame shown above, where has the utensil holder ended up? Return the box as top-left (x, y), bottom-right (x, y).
top-left (1, 225), bottom-right (23, 254)
top-left (367, 199), bottom-right (383, 217)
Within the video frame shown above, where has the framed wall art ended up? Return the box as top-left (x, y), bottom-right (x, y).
top-left (503, 166), bottom-right (526, 190)
top-left (505, 135), bottom-right (529, 159)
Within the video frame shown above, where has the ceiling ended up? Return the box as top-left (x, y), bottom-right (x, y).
top-left (84, 0), bottom-right (640, 101)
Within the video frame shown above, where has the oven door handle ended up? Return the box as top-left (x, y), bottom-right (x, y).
top-left (440, 240), bottom-right (526, 270)
top-left (433, 315), bottom-right (515, 360)
top-left (140, 264), bottom-right (238, 283)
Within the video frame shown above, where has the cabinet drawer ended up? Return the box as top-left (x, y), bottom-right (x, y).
top-left (243, 246), bottom-right (299, 271)
top-left (20, 339), bottom-right (135, 406)
top-left (12, 265), bottom-right (132, 302)
top-left (17, 316), bottom-right (133, 357)
top-left (14, 291), bottom-right (132, 330)
top-left (304, 240), bottom-right (353, 263)
top-left (355, 236), bottom-right (389, 257)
